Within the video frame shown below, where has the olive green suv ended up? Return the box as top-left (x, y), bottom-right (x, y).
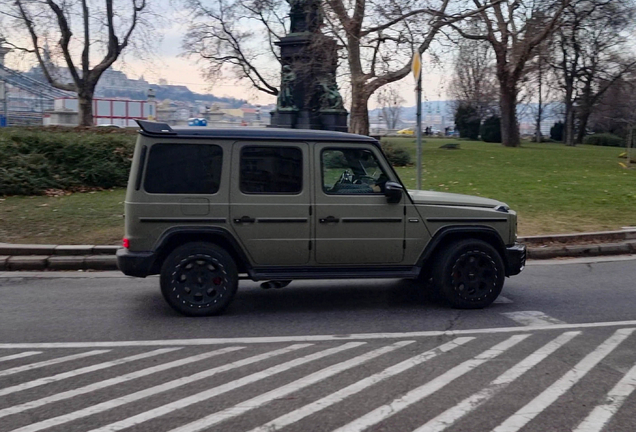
top-left (117, 120), bottom-right (525, 316)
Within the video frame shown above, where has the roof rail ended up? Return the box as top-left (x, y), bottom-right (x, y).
top-left (135, 120), bottom-right (176, 134)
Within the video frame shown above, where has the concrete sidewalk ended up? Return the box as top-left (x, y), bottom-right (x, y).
top-left (1, 229), bottom-right (635, 271)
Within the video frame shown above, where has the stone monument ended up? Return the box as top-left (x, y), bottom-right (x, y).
top-left (270, 0), bottom-right (348, 132)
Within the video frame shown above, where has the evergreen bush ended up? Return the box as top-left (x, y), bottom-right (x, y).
top-left (380, 141), bottom-right (412, 166)
top-left (0, 128), bottom-right (135, 195)
top-left (480, 116), bottom-right (502, 143)
top-left (454, 104), bottom-right (481, 140)
top-left (550, 121), bottom-right (564, 141)
top-left (583, 133), bottom-right (625, 147)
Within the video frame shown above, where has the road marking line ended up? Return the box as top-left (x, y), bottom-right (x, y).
top-left (247, 338), bottom-right (474, 432)
top-left (0, 352), bottom-right (41, 362)
top-left (0, 350), bottom-right (109, 377)
top-left (493, 328), bottom-right (636, 432)
top-left (494, 296), bottom-right (513, 304)
top-left (0, 348), bottom-right (180, 397)
top-left (85, 342), bottom-right (370, 432)
top-left (414, 331), bottom-right (580, 432)
top-left (6, 320), bottom-right (636, 347)
top-left (332, 334), bottom-right (530, 432)
top-left (0, 346), bottom-right (244, 420)
top-left (10, 343), bottom-right (317, 432)
top-left (502, 311), bottom-right (566, 326)
top-left (165, 341), bottom-right (414, 432)
top-left (573, 361), bottom-right (636, 432)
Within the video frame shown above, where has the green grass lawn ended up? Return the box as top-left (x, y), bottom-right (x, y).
top-left (0, 189), bottom-right (125, 245)
top-left (1, 137), bottom-right (634, 244)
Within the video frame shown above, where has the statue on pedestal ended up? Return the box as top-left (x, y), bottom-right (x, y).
top-left (271, 0), bottom-right (348, 131)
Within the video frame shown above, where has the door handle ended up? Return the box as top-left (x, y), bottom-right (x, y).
top-left (234, 216), bottom-right (255, 224)
top-left (319, 216), bottom-right (340, 223)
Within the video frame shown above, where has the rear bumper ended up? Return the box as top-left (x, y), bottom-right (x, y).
top-left (505, 243), bottom-right (526, 276)
top-left (116, 248), bottom-right (156, 277)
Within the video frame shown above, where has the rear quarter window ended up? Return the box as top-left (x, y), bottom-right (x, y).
top-left (144, 143), bottom-right (222, 194)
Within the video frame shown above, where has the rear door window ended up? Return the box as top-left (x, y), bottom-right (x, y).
top-left (144, 144), bottom-right (222, 194)
top-left (239, 146), bottom-right (303, 194)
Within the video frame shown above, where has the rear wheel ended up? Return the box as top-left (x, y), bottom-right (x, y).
top-left (160, 242), bottom-right (238, 316)
top-left (433, 239), bottom-right (504, 309)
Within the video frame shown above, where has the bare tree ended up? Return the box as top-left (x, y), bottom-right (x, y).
top-left (522, 42), bottom-right (559, 142)
top-left (552, 0), bottom-right (636, 145)
top-left (449, 32), bottom-right (498, 121)
top-left (183, 0), bottom-right (504, 135)
top-left (452, 0), bottom-right (571, 147)
top-left (0, 0), bottom-right (151, 126)
top-left (375, 85), bottom-right (405, 130)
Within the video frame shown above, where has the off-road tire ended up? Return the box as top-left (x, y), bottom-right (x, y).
top-left (433, 239), bottom-right (505, 309)
top-left (160, 242), bottom-right (238, 316)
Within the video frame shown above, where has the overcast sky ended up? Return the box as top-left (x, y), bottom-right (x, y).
top-left (4, 4), bottom-right (449, 108)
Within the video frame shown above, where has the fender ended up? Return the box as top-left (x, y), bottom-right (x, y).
top-left (417, 225), bottom-right (507, 268)
top-left (151, 226), bottom-right (253, 273)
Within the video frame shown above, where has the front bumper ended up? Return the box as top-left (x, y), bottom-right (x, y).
top-left (505, 243), bottom-right (526, 276)
top-left (116, 248), bottom-right (156, 277)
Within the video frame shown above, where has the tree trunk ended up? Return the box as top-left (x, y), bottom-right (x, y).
top-left (78, 93), bottom-right (94, 126)
top-left (499, 81), bottom-right (520, 147)
top-left (564, 101), bottom-right (576, 146)
top-left (576, 111), bottom-right (590, 144)
top-left (349, 83), bottom-right (370, 135)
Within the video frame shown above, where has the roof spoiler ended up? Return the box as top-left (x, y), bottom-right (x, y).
top-left (135, 120), bottom-right (176, 135)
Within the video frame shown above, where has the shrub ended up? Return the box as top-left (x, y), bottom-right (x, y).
top-left (583, 133), bottom-right (625, 147)
top-left (0, 128), bottom-right (135, 195)
top-left (380, 141), bottom-right (412, 166)
top-left (480, 116), bottom-right (502, 143)
top-left (550, 121), bottom-right (564, 141)
top-left (454, 104), bottom-right (481, 140)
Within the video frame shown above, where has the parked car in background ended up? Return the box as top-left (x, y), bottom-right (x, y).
top-left (397, 128), bottom-right (415, 136)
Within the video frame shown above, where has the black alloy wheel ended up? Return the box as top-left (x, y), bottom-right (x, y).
top-left (160, 242), bottom-right (238, 316)
top-left (433, 239), bottom-right (505, 309)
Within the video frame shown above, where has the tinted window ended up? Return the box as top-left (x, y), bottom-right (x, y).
top-left (240, 146), bottom-right (302, 194)
top-left (144, 144), bottom-right (222, 194)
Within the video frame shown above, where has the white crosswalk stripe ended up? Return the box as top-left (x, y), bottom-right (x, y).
top-left (333, 335), bottom-right (530, 432)
top-left (493, 328), bottom-right (636, 432)
top-left (0, 352), bottom-right (41, 363)
top-left (0, 350), bottom-right (109, 377)
top-left (0, 348), bottom-right (180, 397)
top-left (0, 346), bottom-right (244, 419)
top-left (414, 331), bottom-right (581, 432)
top-left (574, 360), bottom-right (636, 432)
top-left (247, 337), bottom-right (474, 432)
top-left (1, 328), bottom-right (636, 432)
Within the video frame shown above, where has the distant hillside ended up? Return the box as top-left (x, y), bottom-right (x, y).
top-left (24, 66), bottom-right (246, 108)
top-left (97, 86), bottom-right (246, 107)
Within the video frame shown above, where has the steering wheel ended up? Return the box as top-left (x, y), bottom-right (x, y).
top-left (354, 175), bottom-right (376, 185)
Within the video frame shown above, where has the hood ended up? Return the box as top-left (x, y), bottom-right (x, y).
top-left (408, 189), bottom-right (505, 208)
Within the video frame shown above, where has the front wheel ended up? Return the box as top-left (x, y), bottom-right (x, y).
top-left (160, 242), bottom-right (238, 316)
top-left (433, 239), bottom-right (505, 309)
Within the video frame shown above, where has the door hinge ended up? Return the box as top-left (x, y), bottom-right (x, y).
top-left (403, 239), bottom-right (406, 249)
top-left (308, 240), bottom-right (312, 250)
top-left (403, 206), bottom-right (406, 215)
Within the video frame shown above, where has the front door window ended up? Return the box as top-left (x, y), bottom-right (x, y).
top-left (322, 148), bottom-right (389, 195)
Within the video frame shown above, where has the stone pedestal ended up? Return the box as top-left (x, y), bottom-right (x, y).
top-left (270, 30), bottom-right (348, 132)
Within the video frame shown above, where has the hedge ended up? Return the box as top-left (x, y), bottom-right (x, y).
top-left (0, 128), bottom-right (136, 196)
top-left (583, 133), bottom-right (625, 147)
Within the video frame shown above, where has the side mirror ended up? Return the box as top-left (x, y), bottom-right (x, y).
top-left (384, 181), bottom-right (403, 204)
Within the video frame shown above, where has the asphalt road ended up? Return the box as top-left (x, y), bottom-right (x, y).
top-left (0, 256), bottom-right (635, 432)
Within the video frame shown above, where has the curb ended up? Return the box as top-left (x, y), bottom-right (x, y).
top-left (1, 229), bottom-right (635, 271)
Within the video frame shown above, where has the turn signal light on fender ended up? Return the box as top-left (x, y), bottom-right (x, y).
top-left (122, 238), bottom-right (130, 249)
